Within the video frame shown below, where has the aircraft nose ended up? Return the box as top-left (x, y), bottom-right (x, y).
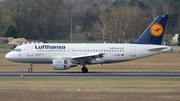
top-left (5, 52), bottom-right (9, 59)
top-left (5, 52), bottom-right (12, 60)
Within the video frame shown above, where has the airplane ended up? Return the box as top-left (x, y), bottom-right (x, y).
top-left (5, 14), bottom-right (171, 73)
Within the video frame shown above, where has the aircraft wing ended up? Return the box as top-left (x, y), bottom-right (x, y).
top-left (50, 52), bottom-right (106, 63)
top-left (71, 52), bottom-right (106, 59)
top-left (71, 52), bottom-right (106, 64)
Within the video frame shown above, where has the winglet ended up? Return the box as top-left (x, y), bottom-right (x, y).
top-left (133, 15), bottom-right (168, 45)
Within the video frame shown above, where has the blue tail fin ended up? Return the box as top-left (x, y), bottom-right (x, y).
top-left (133, 15), bottom-right (168, 45)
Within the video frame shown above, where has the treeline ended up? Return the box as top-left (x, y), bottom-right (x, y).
top-left (0, 0), bottom-right (180, 42)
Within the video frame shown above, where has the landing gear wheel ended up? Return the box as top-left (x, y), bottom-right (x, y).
top-left (28, 63), bottom-right (33, 73)
top-left (81, 67), bottom-right (88, 73)
top-left (28, 69), bottom-right (33, 73)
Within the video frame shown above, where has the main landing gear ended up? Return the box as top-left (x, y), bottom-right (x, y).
top-left (81, 66), bottom-right (88, 73)
top-left (28, 63), bottom-right (33, 73)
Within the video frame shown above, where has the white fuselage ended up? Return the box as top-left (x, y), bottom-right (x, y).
top-left (5, 43), bottom-right (171, 64)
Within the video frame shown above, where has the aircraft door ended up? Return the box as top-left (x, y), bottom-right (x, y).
top-left (27, 45), bottom-right (33, 56)
top-left (130, 46), bottom-right (136, 57)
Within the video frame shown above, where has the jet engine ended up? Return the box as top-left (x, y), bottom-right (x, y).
top-left (53, 59), bottom-right (78, 70)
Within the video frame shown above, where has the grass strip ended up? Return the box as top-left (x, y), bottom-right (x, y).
top-left (0, 78), bottom-right (179, 101)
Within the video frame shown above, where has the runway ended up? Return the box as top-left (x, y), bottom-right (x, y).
top-left (0, 71), bottom-right (180, 78)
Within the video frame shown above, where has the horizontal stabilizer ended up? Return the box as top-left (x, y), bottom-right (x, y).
top-left (146, 46), bottom-right (170, 51)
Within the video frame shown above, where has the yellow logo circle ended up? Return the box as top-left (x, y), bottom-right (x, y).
top-left (150, 23), bottom-right (163, 37)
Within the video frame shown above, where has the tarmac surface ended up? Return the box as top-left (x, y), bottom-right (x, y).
top-left (0, 71), bottom-right (180, 78)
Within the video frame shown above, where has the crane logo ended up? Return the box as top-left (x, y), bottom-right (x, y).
top-left (150, 23), bottom-right (163, 37)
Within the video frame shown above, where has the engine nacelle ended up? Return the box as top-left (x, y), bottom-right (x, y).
top-left (53, 59), bottom-right (77, 70)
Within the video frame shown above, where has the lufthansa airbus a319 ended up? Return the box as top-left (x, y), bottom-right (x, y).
top-left (5, 15), bottom-right (171, 73)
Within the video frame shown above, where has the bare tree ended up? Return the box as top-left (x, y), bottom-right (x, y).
top-left (93, 12), bottom-right (113, 42)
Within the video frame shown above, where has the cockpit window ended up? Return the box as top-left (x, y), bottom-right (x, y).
top-left (13, 48), bottom-right (22, 52)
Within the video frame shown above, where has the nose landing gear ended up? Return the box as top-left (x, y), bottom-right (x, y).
top-left (28, 63), bottom-right (33, 73)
